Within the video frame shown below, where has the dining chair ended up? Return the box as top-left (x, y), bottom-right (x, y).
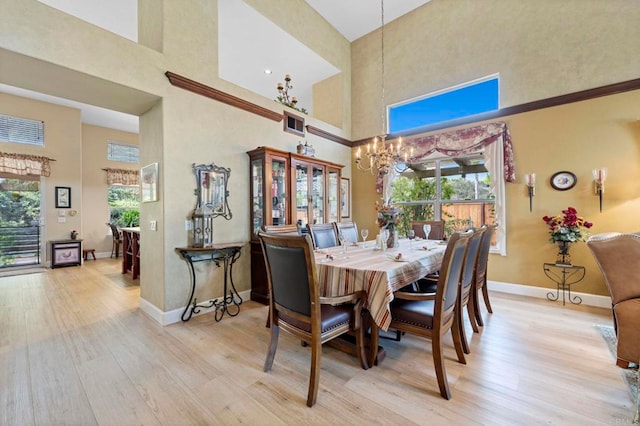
top-left (455, 227), bottom-right (485, 350)
top-left (106, 223), bottom-right (122, 258)
top-left (587, 232), bottom-right (640, 368)
top-left (372, 231), bottom-right (471, 400)
top-left (261, 224), bottom-right (300, 236)
top-left (258, 232), bottom-right (368, 407)
top-left (400, 228), bottom-right (484, 353)
top-left (471, 224), bottom-right (497, 327)
top-left (335, 221), bottom-right (358, 244)
top-left (307, 223), bottom-right (339, 249)
top-left (411, 220), bottom-right (445, 240)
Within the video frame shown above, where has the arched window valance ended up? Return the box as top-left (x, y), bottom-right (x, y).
top-left (0, 152), bottom-right (53, 177)
top-left (103, 168), bottom-right (140, 186)
top-left (405, 121), bottom-right (515, 182)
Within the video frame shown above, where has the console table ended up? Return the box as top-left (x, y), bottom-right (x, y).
top-left (175, 243), bottom-right (244, 322)
top-left (543, 263), bottom-right (586, 306)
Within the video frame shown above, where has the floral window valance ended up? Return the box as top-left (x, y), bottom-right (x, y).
top-left (103, 168), bottom-right (140, 186)
top-left (0, 151), bottom-right (53, 177)
top-left (406, 121), bottom-right (515, 182)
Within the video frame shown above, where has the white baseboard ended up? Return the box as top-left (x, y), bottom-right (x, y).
top-left (139, 290), bottom-right (253, 325)
top-left (140, 283), bottom-right (611, 326)
top-left (488, 280), bottom-right (611, 309)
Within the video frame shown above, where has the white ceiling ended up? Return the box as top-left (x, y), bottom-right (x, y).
top-left (2, 0), bottom-right (431, 134)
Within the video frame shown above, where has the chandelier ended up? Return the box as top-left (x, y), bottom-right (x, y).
top-left (355, 0), bottom-right (415, 175)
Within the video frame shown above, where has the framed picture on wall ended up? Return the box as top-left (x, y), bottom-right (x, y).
top-left (341, 177), bottom-right (350, 218)
top-left (55, 186), bottom-right (71, 208)
top-left (141, 163), bottom-right (158, 202)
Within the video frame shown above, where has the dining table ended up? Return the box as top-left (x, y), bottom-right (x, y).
top-left (313, 237), bottom-right (447, 332)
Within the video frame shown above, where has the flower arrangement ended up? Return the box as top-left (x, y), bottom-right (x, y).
top-left (542, 206), bottom-right (593, 243)
top-left (376, 201), bottom-right (402, 229)
top-left (70, 230), bottom-right (78, 240)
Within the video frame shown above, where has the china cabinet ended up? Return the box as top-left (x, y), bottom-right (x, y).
top-left (247, 146), bottom-right (343, 303)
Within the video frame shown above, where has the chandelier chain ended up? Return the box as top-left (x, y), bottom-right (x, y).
top-left (380, 0), bottom-right (385, 136)
top-left (354, 0), bottom-right (415, 176)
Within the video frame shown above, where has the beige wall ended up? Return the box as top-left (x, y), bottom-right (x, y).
top-left (0, 93), bottom-right (82, 259)
top-left (3, 0), bottom-right (639, 319)
top-left (351, 0), bottom-right (640, 296)
top-left (1, 0), bottom-right (352, 318)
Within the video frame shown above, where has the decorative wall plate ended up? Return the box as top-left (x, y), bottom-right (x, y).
top-left (550, 171), bottom-right (577, 191)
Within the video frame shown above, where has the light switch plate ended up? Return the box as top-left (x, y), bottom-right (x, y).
top-left (149, 220), bottom-right (157, 231)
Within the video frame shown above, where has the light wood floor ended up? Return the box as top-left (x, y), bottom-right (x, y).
top-left (0, 258), bottom-right (635, 425)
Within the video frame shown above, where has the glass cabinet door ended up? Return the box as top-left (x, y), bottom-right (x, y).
top-left (295, 162), bottom-right (309, 227)
top-left (311, 165), bottom-right (325, 224)
top-left (270, 158), bottom-right (287, 226)
top-left (251, 159), bottom-right (264, 235)
top-left (328, 168), bottom-right (339, 222)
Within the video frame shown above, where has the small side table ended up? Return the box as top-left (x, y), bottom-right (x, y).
top-left (543, 263), bottom-right (586, 305)
top-left (176, 243), bottom-right (244, 322)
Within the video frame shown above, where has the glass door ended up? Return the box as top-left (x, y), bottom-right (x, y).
top-left (328, 168), bottom-right (340, 222)
top-left (311, 165), bottom-right (325, 224)
top-left (270, 158), bottom-right (287, 226)
top-left (295, 161), bottom-right (309, 227)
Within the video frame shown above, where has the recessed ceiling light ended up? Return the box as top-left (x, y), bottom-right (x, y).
top-left (264, 69), bottom-right (272, 74)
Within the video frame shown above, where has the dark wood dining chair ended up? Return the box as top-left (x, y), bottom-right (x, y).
top-left (307, 223), bottom-right (339, 249)
top-left (472, 224), bottom-right (497, 327)
top-left (455, 227), bottom-right (485, 350)
top-left (370, 231), bottom-right (471, 400)
top-left (411, 220), bottom-right (445, 240)
top-left (106, 223), bottom-right (122, 258)
top-left (335, 221), bottom-right (358, 244)
top-left (261, 224), bottom-right (300, 236)
top-left (258, 232), bottom-right (368, 407)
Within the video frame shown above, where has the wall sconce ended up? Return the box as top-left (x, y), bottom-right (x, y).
top-left (592, 167), bottom-right (607, 212)
top-left (524, 173), bottom-right (536, 212)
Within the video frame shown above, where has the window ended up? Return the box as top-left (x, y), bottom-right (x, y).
top-left (0, 114), bottom-right (44, 146)
top-left (108, 185), bottom-right (140, 228)
top-left (389, 76), bottom-right (499, 133)
top-left (392, 152), bottom-right (495, 229)
top-left (107, 141), bottom-right (139, 163)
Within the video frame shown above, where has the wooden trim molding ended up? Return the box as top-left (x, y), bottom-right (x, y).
top-left (354, 77), bottom-right (640, 145)
top-left (305, 125), bottom-right (351, 147)
top-left (165, 71), bottom-right (283, 122)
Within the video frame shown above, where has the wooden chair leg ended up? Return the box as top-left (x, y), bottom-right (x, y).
top-left (432, 334), bottom-right (451, 400)
top-left (307, 341), bottom-right (322, 407)
top-left (473, 289), bottom-right (485, 327)
top-left (451, 319), bottom-right (467, 365)
top-left (354, 319), bottom-right (369, 370)
top-left (482, 282), bottom-right (493, 313)
top-left (263, 324), bottom-right (279, 372)
top-left (368, 320), bottom-right (380, 368)
top-left (467, 301), bottom-right (479, 333)
top-left (455, 308), bottom-right (470, 355)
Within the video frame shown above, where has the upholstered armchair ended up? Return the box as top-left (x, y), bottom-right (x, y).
top-left (587, 232), bottom-right (640, 368)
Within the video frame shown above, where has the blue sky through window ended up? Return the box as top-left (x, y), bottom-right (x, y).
top-left (389, 77), bottom-right (499, 133)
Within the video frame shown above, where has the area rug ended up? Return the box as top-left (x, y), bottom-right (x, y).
top-left (596, 324), bottom-right (638, 402)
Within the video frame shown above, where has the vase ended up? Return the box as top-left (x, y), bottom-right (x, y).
top-left (386, 225), bottom-right (399, 249)
top-left (556, 241), bottom-right (571, 265)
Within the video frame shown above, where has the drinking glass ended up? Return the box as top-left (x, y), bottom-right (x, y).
top-left (408, 229), bottom-right (416, 250)
top-left (423, 224), bottom-right (432, 240)
top-left (382, 228), bottom-right (390, 249)
top-left (360, 228), bottom-right (369, 244)
top-left (339, 233), bottom-right (348, 258)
